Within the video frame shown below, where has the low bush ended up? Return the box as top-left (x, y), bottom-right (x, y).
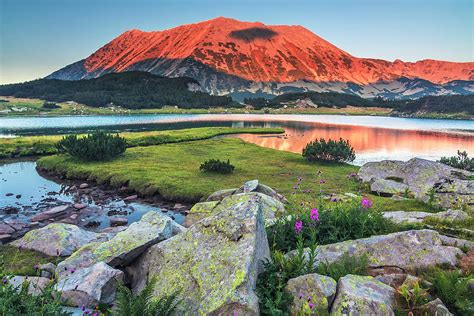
top-left (199, 159), bottom-right (235, 174)
top-left (302, 138), bottom-right (355, 163)
top-left (440, 150), bottom-right (474, 171)
top-left (424, 268), bottom-right (474, 315)
top-left (316, 254), bottom-right (369, 281)
top-left (56, 131), bottom-right (127, 161)
top-left (0, 277), bottom-right (69, 315)
top-left (113, 277), bottom-right (180, 316)
top-left (42, 101), bottom-right (61, 109)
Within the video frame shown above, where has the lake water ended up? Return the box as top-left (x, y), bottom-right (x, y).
top-left (1, 114), bottom-right (473, 165)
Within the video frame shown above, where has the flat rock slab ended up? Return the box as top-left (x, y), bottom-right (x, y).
top-left (11, 223), bottom-right (98, 257)
top-left (30, 205), bottom-right (70, 222)
top-left (0, 223), bottom-right (15, 235)
top-left (128, 193), bottom-right (270, 315)
top-left (286, 273), bottom-right (337, 313)
top-left (383, 210), bottom-right (470, 224)
top-left (57, 212), bottom-right (174, 274)
top-left (331, 275), bottom-right (396, 315)
top-left (299, 230), bottom-right (464, 272)
top-left (55, 262), bottom-right (123, 307)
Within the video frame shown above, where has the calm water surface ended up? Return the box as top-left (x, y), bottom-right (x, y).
top-left (0, 160), bottom-right (184, 229)
top-left (1, 114), bottom-right (473, 165)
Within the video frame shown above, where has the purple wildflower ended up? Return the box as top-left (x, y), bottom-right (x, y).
top-left (307, 296), bottom-right (312, 302)
top-left (34, 264), bottom-right (39, 270)
top-left (319, 179), bottom-right (326, 184)
top-left (294, 220), bottom-right (303, 234)
top-left (308, 302), bottom-right (314, 309)
top-left (3, 277), bottom-right (7, 284)
top-left (361, 197), bottom-right (373, 209)
top-left (299, 293), bottom-right (303, 299)
top-left (331, 197), bottom-right (338, 202)
top-left (310, 208), bottom-right (319, 222)
top-left (81, 305), bottom-right (86, 311)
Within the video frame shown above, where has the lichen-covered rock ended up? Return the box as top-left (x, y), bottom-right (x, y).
top-left (206, 188), bottom-right (237, 202)
top-left (416, 298), bottom-right (453, 316)
top-left (56, 212), bottom-right (174, 275)
top-left (183, 201), bottom-right (219, 227)
top-left (55, 262), bottom-right (123, 307)
top-left (128, 193), bottom-right (270, 315)
top-left (330, 275), bottom-right (396, 315)
top-left (431, 209), bottom-right (470, 221)
top-left (358, 158), bottom-right (474, 210)
top-left (235, 180), bottom-right (287, 203)
top-left (285, 273), bottom-right (337, 314)
top-left (440, 235), bottom-right (474, 250)
top-left (8, 276), bottom-right (51, 296)
top-left (371, 178), bottom-right (409, 196)
top-left (11, 223), bottom-right (98, 256)
top-left (299, 230), bottom-right (464, 272)
top-left (185, 192), bottom-right (284, 228)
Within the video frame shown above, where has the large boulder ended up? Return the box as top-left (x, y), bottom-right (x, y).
top-left (11, 223), bottom-right (98, 256)
top-left (298, 230), bottom-right (464, 272)
top-left (57, 212), bottom-right (175, 275)
top-left (330, 275), bottom-right (396, 315)
top-left (358, 158), bottom-right (474, 209)
top-left (417, 298), bottom-right (453, 316)
top-left (127, 192), bottom-right (271, 315)
top-left (55, 262), bottom-right (123, 307)
top-left (285, 273), bottom-right (337, 314)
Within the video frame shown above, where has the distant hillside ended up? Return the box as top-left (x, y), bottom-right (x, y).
top-left (244, 91), bottom-right (474, 115)
top-left (0, 72), bottom-right (235, 109)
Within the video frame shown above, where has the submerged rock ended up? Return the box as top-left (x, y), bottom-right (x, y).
top-left (298, 230), bottom-right (464, 272)
top-left (30, 205), bottom-right (70, 222)
top-left (128, 192), bottom-right (271, 315)
top-left (11, 223), bottom-right (98, 256)
top-left (285, 273), bottom-right (337, 313)
top-left (57, 212), bottom-right (175, 274)
top-left (330, 275), bottom-right (396, 315)
top-left (55, 262), bottom-right (123, 307)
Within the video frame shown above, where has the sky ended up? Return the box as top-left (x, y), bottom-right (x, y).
top-left (0, 0), bottom-right (472, 84)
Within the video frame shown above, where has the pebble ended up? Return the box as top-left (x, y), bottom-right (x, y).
top-left (123, 195), bottom-right (138, 201)
top-left (79, 183), bottom-right (89, 189)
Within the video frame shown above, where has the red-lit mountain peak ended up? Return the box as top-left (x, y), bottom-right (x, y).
top-left (68, 17), bottom-right (474, 84)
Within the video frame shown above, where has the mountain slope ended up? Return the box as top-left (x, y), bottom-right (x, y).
top-left (0, 72), bottom-right (233, 109)
top-left (48, 17), bottom-right (473, 97)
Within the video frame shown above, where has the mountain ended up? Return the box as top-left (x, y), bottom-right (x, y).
top-left (0, 72), bottom-right (234, 109)
top-left (48, 17), bottom-right (474, 98)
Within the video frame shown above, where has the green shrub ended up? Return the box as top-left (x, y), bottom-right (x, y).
top-left (56, 131), bottom-right (127, 161)
top-left (113, 277), bottom-right (180, 316)
top-left (42, 101), bottom-right (61, 109)
top-left (302, 138), bottom-right (355, 163)
top-left (199, 159), bottom-right (235, 174)
top-left (440, 150), bottom-right (474, 171)
top-left (316, 254), bottom-right (369, 281)
top-left (424, 269), bottom-right (474, 315)
top-left (268, 199), bottom-right (396, 253)
top-left (0, 278), bottom-right (70, 315)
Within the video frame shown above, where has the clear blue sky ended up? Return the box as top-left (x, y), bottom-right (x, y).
top-left (0, 0), bottom-right (472, 84)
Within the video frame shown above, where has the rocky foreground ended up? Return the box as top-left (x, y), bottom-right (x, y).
top-left (5, 172), bottom-right (474, 315)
